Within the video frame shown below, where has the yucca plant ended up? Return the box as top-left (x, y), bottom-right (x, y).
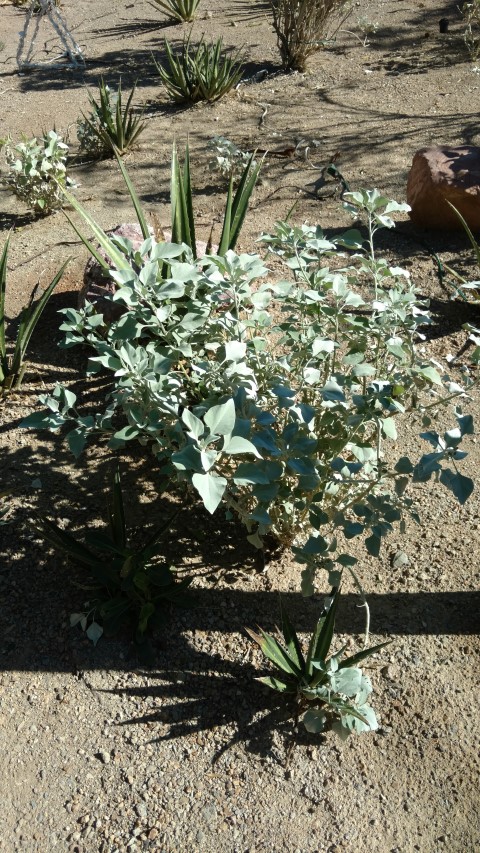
top-left (0, 236), bottom-right (68, 393)
top-left (62, 142), bottom-right (261, 266)
top-left (152, 0), bottom-right (201, 23)
top-left (155, 36), bottom-right (244, 104)
top-left (171, 141), bottom-right (261, 258)
top-left (78, 79), bottom-right (147, 158)
top-left (38, 465), bottom-right (192, 654)
top-left (247, 589), bottom-right (389, 739)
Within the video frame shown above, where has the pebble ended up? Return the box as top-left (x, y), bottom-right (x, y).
top-left (135, 803), bottom-right (147, 820)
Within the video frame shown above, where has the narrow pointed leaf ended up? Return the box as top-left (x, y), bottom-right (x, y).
top-left (279, 600), bottom-right (305, 672)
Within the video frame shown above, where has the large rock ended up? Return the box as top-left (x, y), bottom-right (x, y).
top-left (407, 145), bottom-right (480, 232)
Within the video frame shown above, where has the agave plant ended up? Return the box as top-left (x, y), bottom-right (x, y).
top-left (247, 589), bottom-right (389, 739)
top-left (152, 0), bottom-right (201, 23)
top-left (61, 140), bottom-right (261, 269)
top-left (171, 141), bottom-right (261, 258)
top-left (38, 465), bottom-right (192, 653)
top-left (78, 79), bottom-right (147, 158)
top-left (0, 236), bottom-right (68, 393)
top-left (155, 36), bottom-right (244, 104)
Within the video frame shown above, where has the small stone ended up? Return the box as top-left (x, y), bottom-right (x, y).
top-left (147, 828), bottom-right (158, 841)
top-left (96, 751), bottom-right (110, 765)
top-left (135, 802), bottom-right (147, 820)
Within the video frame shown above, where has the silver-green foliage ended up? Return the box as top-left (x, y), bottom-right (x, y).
top-left (155, 36), bottom-right (244, 103)
top-left (207, 136), bottom-right (255, 181)
top-left (461, 1), bottom-right (480, 60)
top-left (247, 590), bottom-right (389, 738)
top-left (1, 130), bottom-right (75, 213)
top-left (22, 189), bottom-right (475, 593)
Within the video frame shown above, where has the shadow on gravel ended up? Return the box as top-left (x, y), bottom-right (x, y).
top-left (105, 645), bottom-right (321, 763)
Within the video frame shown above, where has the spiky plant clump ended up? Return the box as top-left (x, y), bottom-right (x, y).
top-left (155, 36), bottom-right (244, 104)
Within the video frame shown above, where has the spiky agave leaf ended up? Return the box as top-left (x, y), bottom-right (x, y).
top-left (245, 626), bottom-right (302, 677)
top-left (305, 590), bottom-right (340, 678)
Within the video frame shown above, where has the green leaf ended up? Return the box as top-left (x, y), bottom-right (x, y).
top-left (86, 621), bottom-right (104, 646)
top-left (330, 666), bottom-right (362, 697)
top-left (340, 640), bottom-right (391, 669)
top-left (381, 417), bottom-right (397, 440)
top-left (365, 534), bottom-right (381, 557)
top-left (67, 428), bottom-right (87, 459)
top-left (114, 152), bottom-right (150, 239)
top-left (39, 518), bottom-right (99, 568)
top-left (306, 591), bottom-right (339, 678)
top-left (279, 601), bottom-right (305, 673)
top-left (191, 472), bottom-right (227, 513)
top-left (138, 602), bottom-right (155, 635)
top-left (204, 399), bottom-right (236, 436)
top-left (233, 463), bottom-right (270, 485)
top-left (222, 436), bottom-right (260, 456)
top-left (182, 408), bottom-right (204, 439)
top-left (257, 675), bottom-right (297, 693)
top-left (418, 365), bottom-right (442, 385)
top-left (303, 708), bottom-right (327, 733)
top-left (245, 627), bottom-right (302, 677)
top-left (61, 186), bottom-right (133, 272)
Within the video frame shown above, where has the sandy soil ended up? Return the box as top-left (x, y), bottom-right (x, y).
top-left (0, 1), bottom-right (479, 852)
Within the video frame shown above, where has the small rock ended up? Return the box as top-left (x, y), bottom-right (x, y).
top-left (96, 751), bottom-right (110, 765)
top-left (135, 802), bottom-right (147, 820)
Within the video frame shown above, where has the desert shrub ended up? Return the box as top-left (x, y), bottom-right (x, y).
top-left (155, 36), bottom-right (244, 103)
top-left (268, 0), bottom-right (348, 71)
top-left (77, 79), bottom-right (146, 159)
top-left (207, 136), bottom-right (256, 181)
top-left (151, 0), bottom-right (201, 23)
top-left (1, 130), bottom-right (75, 214)
top-left (22, 188), bottom-right (476, 599)
top-left (461, 1), bottom-right (480, 60)
top-left (1, 235), bottom-right (68, 392)
top-left (12, 0), bottom-right (60, 8)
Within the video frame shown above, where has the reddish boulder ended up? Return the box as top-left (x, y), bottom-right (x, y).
top-left (407, 145), bottom-right (480, 232)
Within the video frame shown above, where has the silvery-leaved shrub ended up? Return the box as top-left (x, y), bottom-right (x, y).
top-left (207, 136), bottom-right (255, 181)
top-left (22, 189), bottom-right (476, 597)
top-left (2, 130), bottom-right (75, 214)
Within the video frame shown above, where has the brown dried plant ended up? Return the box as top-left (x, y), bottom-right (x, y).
top-left (268, 0), bottom-right (348, 71)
